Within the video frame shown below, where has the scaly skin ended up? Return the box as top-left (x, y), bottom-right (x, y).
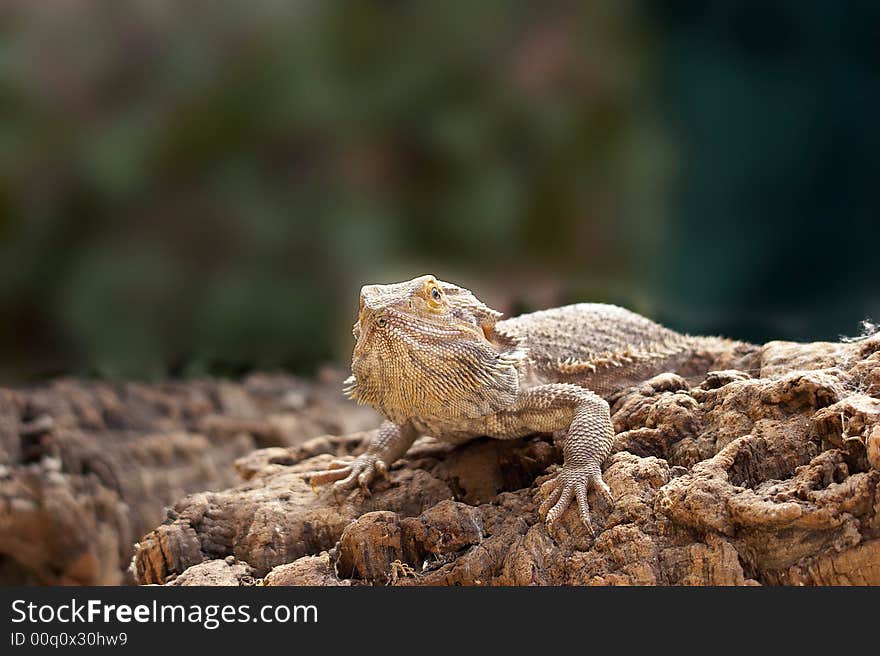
top-left (307, 275), bottom-right (746, 535)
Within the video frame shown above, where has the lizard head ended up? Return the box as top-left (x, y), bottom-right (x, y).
top-left (344, 274), bottom-right (527, 423)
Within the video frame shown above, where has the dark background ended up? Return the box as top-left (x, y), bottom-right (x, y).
top-left (0, 0), bottom-right (878, 382)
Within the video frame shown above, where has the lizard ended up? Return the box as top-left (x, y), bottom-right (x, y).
top-left (306, 274), bottom-right (752, 535)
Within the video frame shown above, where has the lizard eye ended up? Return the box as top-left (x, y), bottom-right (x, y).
top-left (376, 316), bottom-right (387, 328)
top-left (430, 287), bottom-right (442, 302)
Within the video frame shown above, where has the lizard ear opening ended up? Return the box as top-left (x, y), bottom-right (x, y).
top-left (437, 279), bottom-right (524, 353)
top-left (482, 319), bottom-right (525, 354)
top-left (439, 281), bottom-right (502, 321)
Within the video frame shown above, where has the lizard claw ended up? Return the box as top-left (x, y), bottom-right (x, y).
top-left (307, 453), bottom-right (384, 498)
top-left (306, 458), bottom-right (356, 486)
top-left (574, 483), bottom-right (595, 538)
top-left (593, 476), bottom-right (613, 506)
top-left (356, 469), bottom-right (374, 496)
top-left (373, 459), bottom-right (390, 481)
top-left (537, 466), bottom-right (612, 536)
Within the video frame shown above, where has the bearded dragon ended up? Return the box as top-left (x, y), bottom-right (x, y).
top-left (307, 275), bottom-right (751, 535)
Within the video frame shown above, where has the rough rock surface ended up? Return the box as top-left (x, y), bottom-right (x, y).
top-left (0, 371), bottom-right (378, 585)
top-left (132, 334), bottom-right (880, 585)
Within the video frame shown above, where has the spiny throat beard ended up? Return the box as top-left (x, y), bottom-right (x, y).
top-left (345, 321), bottom-right (527, 424)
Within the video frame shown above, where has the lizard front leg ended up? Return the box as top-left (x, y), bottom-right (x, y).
top-left (307, 420), bottom-right (417, 494)
top-left (505, 384), bottom-right (615, 534)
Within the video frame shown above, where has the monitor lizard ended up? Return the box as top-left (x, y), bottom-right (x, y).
top-left (306, 274), bottom-right (752, 535)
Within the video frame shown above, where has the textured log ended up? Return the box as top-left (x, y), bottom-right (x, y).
top-left (131, 335), bottom-right (880, 584)
top-left (0, 372), bottom-right (378, 584)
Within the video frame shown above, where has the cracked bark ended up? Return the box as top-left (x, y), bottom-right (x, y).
top-left (133, 335), bottom-right (880, 586)
top-left (0, 372), bottom-right (378, 584)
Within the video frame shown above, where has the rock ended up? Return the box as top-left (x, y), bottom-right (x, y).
top-left (333, 500), bottom-right (484, 583)
top-left (132, 435), bottom-right (556, 584)
top-left (335, 511), bottom-right (406, 582)
top-left (125, 335), bottom-right (880, 585)
top-left (868, 426), bottom-right (880, 471)
top-left (168, 558), bottom-right (257, 586)
top-left (0, 373), bottom-right (378, 584)
top-left (813, 395), bottom-right (880, 447)
top-left (262, 553), bottom-right (349, 586)
top-left (770, 539), bottom-right (880, 585)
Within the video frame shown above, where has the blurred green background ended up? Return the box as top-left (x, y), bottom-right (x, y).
top-left (0, 0), bottom-right (878, 382)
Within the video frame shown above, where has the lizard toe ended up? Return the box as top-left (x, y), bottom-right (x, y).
top-left (538, 481), bottom-right (562, 518)
top-left (357, 469), bottom-right (376, 495)
top-left (574, 483), bottom-right (595, 537)
top-left (590, 473), bottom-right (614, 506)
top-left (373, 459), bottom-right (390, 481)
top-left (307, 463), bottom-right (354, 486)
top-left (539, 466), bottom-right (610, 535)
top-left (539, 476), bottom-right (560, 496)
top-left (331, 473), bottom-right (359, 493)
top-left (544, 483), bottom-right (575, 529)
top-left (325, 454), bottom-right (384, 499)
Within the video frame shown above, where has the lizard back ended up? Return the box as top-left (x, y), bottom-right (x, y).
top-left (496, 303), bottom-right (712, 397)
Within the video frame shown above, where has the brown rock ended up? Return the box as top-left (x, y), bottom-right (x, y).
top-left (336, 511), bottom-right (405, 582)
top-left (761, 340), bottom-right (856, 378)
top-left (868, 425), bottom-right (880, 471)
top-left (263, 553), bottom-right (349, 586)
top-left (0, 373), bottom-right (378, 585)
top-left (333, 500), bottom-right (484, 584)
top-left (168, 558), bottom-right (257, 586)
top-left (813, 395), bottom-right (880, 447)
top-left (772, 539), bottom-right (880, 585)
top-left (118, 335), bottom-right (880, 586)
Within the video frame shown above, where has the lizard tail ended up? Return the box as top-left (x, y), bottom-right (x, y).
top-left (684, 335), bottom-right (762, 377)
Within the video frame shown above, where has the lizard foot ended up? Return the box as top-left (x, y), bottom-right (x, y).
top-left (306, 453), bottom-right (390, 497)
top-left (537, 466), bottom-right (613, 536)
